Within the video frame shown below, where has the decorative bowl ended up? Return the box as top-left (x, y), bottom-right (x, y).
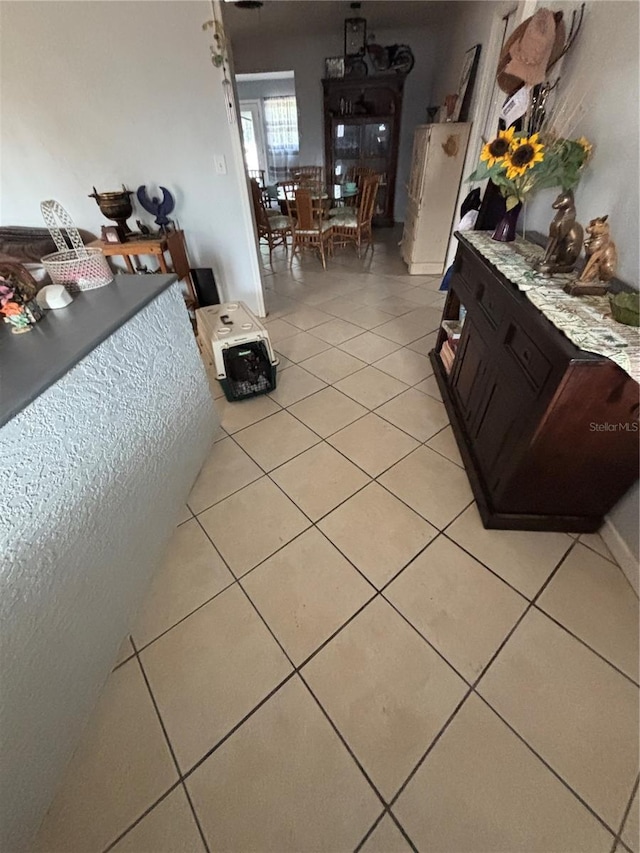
top-left (609, 291), bottom-right (640, 327)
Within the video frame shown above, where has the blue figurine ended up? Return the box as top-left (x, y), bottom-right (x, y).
top-left (136, 185), bottom-right (175, 232)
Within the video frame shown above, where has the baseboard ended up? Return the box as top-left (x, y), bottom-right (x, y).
top-left (600, 517), bottom-right (639, 595)
top-left (406, 261), bottom-right (445, 275)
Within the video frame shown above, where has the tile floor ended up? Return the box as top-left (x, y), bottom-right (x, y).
top-left (36, 230), bottom-right (639, 853)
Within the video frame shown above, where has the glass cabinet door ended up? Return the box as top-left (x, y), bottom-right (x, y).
top-left (362, 122), bottom-right (391, 159)
top-left (334, 123), bottom-right (361, 158)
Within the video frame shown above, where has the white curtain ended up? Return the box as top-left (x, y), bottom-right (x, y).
top-left (263, 96), bottom-right (300, 183)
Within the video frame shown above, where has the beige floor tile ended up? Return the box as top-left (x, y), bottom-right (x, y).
top-left (198, 477), bottom-right (310, 576)
top-left (111, 787), bottom-right (205, 852)
top-left (380, 446), bottom-right (472, 529)
top-left (447, 504), bottom-right (572, 598)
top-left (338, 331), bottom-right (401, 363)
top-left (479, 608), bottom-right (640, 829)
top-left (187, 437), bottom-right (262, 514)
top-left (263, 317), bottom-right (300, 344)
top-left (301, 348), bottom-right (367, 384)
top-left (537, 543), bottom-right (639, 680)
top-left (283, 305), bottom-right (333, 331)
top-left (288, 386), bottom-right (367, 438)
top-left (316, 295), bottom-right (363, 317)
top-left (243, 528), bottom-right (374, 664)
top-left (373, 348), bottom-right (433, 386)
top-left (318, 482), bottom-right (436, 588)
top-left (426, 424), bottom-right (463, 467)
top-left (339, 304), bottom-right (396, 330)
top-left (335, 366), bottom-right (409, 410)
top-left (406, 331), bottom-right (438, 356)
top-left (579, 531), bottom-right (616, 562)
top-left (328, 413), bottom-right (419, 476)
top-left (373, 296), bottom-right (418, 316)
top-left (311, 317), bottom-right (364, 344)
top-left (276, 331), bottom-right (331, 362)
top-left (213, 393), bottom-right (281, 435)
top-left (234, 410), bottom-right (319, 472)
top-left (622, 786), bottom-right (639, 852)
top-left (34, 661), bottom-right (177, 853)
top-left (268, 364), bottom-right (326, 408)
top-left (141, 584), bottom-right (292, 770)
top-left (113, 635), bottom-right (135, 668)
top-left (414, 373), bottom-right (442, 401)
top-left (374, 316), bottom-right (428, 345)
top-left (271, 442), bottom-right (370, 521)
top-left (176, 504), bottom-right (192, 525)
top-left (187, 678), bottom-right (380, 852)
top-left (360, 816), bottom-right (412, 852)
top-left (376, 389), bottom-right (448, 442)
top-left (394, 693), bottom-right (614, 853)
top-left (303, 598), bottom-right (466, 799)
top-left (131, 519), bottom-right (234, 649)
top-left (386, 536), bottom-right (527, 680)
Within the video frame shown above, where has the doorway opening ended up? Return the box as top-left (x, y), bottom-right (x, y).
top-left (237, 71), bottom-right (300, 185)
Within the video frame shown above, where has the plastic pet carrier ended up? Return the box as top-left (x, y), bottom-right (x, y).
top-left (196, 301), bottom-right (278, 402)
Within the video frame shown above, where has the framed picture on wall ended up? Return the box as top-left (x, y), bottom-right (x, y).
top-left (344, 17), bottom-right (367, 56)
top-left (325, 57), bottom-right (345, 79)
top-left (453, 44), bottom-right (482, 122)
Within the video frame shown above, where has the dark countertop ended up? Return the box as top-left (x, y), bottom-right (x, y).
top-left (0, 274), bottom-right (177, 427)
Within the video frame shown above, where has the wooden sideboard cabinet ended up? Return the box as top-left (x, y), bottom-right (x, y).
top-left (431, 233), bottom-right (640, 532)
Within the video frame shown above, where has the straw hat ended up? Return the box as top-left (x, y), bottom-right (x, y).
top-left (497, 9), bottom-right (566, 95)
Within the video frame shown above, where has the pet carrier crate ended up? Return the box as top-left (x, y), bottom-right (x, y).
top-left (196, 301), bottom-right (278, 401)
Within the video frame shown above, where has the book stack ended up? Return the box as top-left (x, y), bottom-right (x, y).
top-left (439, 317), bottom-right (463, 375)
top-left (440, 339), bottom-right (457, 374)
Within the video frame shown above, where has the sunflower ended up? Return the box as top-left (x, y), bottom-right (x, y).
top-left (576, 136), bottom-right (593, 162)
top-left (480, 127), bottom-right (516, 168)
top-left (505, 134), bottom-right (545, 179)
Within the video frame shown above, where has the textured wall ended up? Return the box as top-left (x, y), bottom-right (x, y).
top-left (0, 285), bottom-right (216, 852)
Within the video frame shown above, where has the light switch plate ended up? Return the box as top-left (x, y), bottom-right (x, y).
top-left (214, 154), bottom-right (227, 175)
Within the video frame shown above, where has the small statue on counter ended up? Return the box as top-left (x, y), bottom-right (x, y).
top-left (536, 189), bottom-right (583, 276)
top-left (564, 215), bottom-right (617, 296)
top-left (136, 185), bottom-right (175, 232)
top-left (579, 216), bottom-right (618, 282)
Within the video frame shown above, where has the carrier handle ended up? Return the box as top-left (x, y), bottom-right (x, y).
top-left (40, 199), bottom-right (88, 258)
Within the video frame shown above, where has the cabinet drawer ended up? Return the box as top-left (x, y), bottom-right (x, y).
top-left (503, 322), bottom-right (551, 390)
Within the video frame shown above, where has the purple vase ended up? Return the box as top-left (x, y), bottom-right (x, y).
top-left (491, 202), bottom-right (523, 242)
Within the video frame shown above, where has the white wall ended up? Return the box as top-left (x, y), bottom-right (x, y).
top-left (0, 286), bottom-right (216, 853)
top-left (524, 0), bottom-right (639, 286)
top-left (0, 0), bottom-right (266, 315)
top-left (227, 18), bottom-right (444, 221)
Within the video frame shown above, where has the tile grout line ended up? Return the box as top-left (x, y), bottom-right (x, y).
top-left (131, 641), bottom-right (212, 853)
top-left (611, 774), bottom-right (639, 853)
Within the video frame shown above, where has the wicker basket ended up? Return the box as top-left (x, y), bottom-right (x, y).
top-left (40, 199), bottom-right (113, 292)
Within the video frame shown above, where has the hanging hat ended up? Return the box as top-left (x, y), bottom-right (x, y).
top-left (497, 9), bottom-right (566, 95)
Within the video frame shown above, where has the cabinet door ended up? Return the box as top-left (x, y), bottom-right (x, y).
top-left (408, 127), bottom-right (430, 203)
top-left (451, 321), bottom-right (491, 431)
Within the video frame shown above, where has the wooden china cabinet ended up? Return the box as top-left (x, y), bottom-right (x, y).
top-left (322, 74), bottom-right (406, 226)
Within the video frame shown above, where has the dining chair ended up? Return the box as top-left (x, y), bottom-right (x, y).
top-left (287, 188), bottom-right (333, 270)
top-left (328, 166), bottom-right (376, 217)
top-left (329, 174), bottom-right (380, 258)
top-left (249, 178), bottom-right (291, 265)
top-left (290, 165), bottom-right (324, 187)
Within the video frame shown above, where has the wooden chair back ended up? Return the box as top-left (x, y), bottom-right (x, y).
top-left (357, 175), bottom-right (380, 226)
top-left (249, 178), bottom-right (269, 230)
top-left (291, 165), bottom-right (324, 187)
top-left (294, 189), bottom-right (317, 231)
top-left (346, 165), bottom-right (375, 185)
top-left (248, 169), bottom-right (266, 187)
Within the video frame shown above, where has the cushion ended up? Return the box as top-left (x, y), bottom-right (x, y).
top-left (329, 214), bottom-right (358, 228)
top-left (296, 220), bottom-right (333, 235)
top-left (268, 215), bottom-right (290, 230)
top-left (328, 206), bottom-right (356, 217)
top-left (266, 208), bottom-right (281, 218)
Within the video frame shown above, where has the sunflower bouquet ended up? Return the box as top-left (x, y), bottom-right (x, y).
top-left (469, 127), bottom-right (592, 211)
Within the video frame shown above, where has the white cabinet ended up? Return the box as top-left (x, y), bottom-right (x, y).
top-left (401, 123), bottom-right (471, 275)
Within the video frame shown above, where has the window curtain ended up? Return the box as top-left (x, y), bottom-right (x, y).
top-left (263, 96), bottom-right (300, 183)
